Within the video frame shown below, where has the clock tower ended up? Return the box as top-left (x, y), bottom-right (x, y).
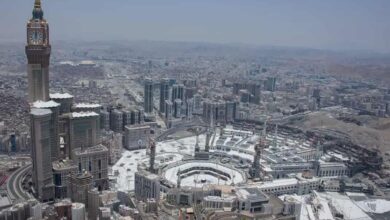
top-left (26, 0), bottom-right (51, 103)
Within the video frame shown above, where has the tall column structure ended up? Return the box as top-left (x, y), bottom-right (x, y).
top-left (159, 78), bottom-right (169, 113)
top-left (144, 78), bottom-right (154, 113)
top-left (30, 108), bottom-right (55, 202)
top-left (33, 100), bottom-right (61, 161)
top-left (250, 138), bottom-right (266, 180)
top-left (205, 132), bottom-right (211, 152)
top-left (149, 139), bottom-right (156, 173)
top-left (26, 0), bottom-right (51, 103)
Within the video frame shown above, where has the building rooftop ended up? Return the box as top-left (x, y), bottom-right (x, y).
top-left (203, 195), bottom-right (236, 202)
top-left (74, 103), bottom-right (101, 108)
top-left (53, 159), bottom-right (77, 171)
top-left (0, 192), bottom-right (11, 209)
top-left (50, 93), bottom-right (74, 99)
top-left (72, 202), bottom-right (85, 209)
top-left (32, 100), bottom-right (60, 108)
top-left (71, 111), bottom-right (99, 118)
top-left (30, 108), bottom-right (52, 116)
top-left (73, 144), bottom-right (108, 155)
top-left (236, 187), bottom-right (268, 201)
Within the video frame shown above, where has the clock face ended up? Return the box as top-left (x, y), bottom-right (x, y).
top-left (29, 30), bottom-right (43, 45)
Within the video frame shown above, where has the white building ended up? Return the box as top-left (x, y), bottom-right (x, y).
top-left (202, 196), bottom-right (236, 211)
top-left (258, 173), bottom-right (320, 196)
top-left (71, 203), bottom-right (85, 220)
top-left (317, 161), bottom-right (349, 177)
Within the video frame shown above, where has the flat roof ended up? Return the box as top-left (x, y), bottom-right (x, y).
top-left (30, 108), bottom-right (52, 116)
top-left (50, 93), bottom-right (73, 99)
top-left (237, 187), bottom-right (268, 200)
top-left (33, 100), bottom-right (60, 108)
top-left (71, 111), bottom-right (99, 118)
top-left (53, 159), bottom-right (77, 170)
top-left (74, 103), bottom-right (101, 108)
top-left (73, 144), bottom-right (108, 155)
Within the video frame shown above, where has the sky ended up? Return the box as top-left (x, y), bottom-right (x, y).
top-left (1, 0), bottom-right (390, 52)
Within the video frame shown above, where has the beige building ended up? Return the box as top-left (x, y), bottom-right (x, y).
top-left (30, 108), bottom-right (55, 202)
top-left (124, 125), bottom-right (151, 150)
top-left (72, 144), bottom-right (109, 190)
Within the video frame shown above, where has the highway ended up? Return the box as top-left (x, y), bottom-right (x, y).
top-left (7, 164), bottom-right (33, 202)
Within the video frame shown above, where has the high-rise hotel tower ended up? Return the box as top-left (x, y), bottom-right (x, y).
top-left (26, 0), bottom-right (51, 103)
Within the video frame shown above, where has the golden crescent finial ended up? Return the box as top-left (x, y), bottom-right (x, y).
top-left (34, 0), bottom-right (41, 8)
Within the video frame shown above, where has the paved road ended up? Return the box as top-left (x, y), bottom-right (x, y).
top-left (7, 164), bottom-right (32, 202)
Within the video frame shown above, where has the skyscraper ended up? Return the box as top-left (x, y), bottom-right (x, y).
top-left (32, 100), bottom-right (60, 161)
top-left (30, 108), bottom-right (54, 202)
top-left (266, 77), bottom-right (276, 92)
top-left (144, 78), bottom-right (154, 113)
top-left (159, 78), bottom-right (170, 113)
top-left (171, 84), bottom-right (185, 101)
top-left (25, 0), bottom-right (110, 204)
top-left (26, 0), bottom-right (51, 103)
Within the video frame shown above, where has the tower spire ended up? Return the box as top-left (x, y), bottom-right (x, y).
top-left (34, 0), bottom-right (41, 8)
top-left (32, 0), bottom-right (43, 20)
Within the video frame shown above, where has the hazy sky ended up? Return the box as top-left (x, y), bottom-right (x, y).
top-left (1, 0), bottom-right (390, 52)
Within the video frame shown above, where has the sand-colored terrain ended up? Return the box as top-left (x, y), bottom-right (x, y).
top-left (290, 111), bottom-right (390, 154)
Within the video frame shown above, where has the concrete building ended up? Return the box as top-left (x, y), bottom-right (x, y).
top-left (171, 84), bottom-right (185, 101)
top-left (185, 98), bottom-right (194, 119)
top-left (134, 171), bottom-right (160, 202)
top-left (52, 159), bottom-right (77, 199)
top-left (72, 103), bottom-right (101, 113)
top-left (67, 171), bottom-right (93, 206)
top-left (317, 161), bottom-right (349, 177)
top-left (159, 78), bottom-right (170, 113)
top-left (259, 173), bottom-right (320, 196)
top-left (29, 199), bottom-right (43, 220)
top-left (101, 131), bottom-right (123, 165)
top-left (193, 94), bottom-right (202, 114)
top-left (100, 110), bottom-right (110, 130)
top-left (128, 108), bottom-right (144, 125)
top-left (99, 207), bottom-right (111, 220)
top-left (54, 199), bottom-right (72, 220)
top-left (87, 188), bottom-right (100, 220)
top-left (202, 195), bottom-right (236, 211)
top-left (72, 144), bottom-right (109, 190)
top-left (203, 100), bottom-right (236, 124)
top-left (225, 101), bottom-right (237, 123)
top-left (233, 82), bottom-right (261, 104)
top-left (144, 78), bottom-right (154, 113)
top-left (0, 201), bottom-right (41, 220)
top-left (110, 109), bottom-right (123, 132)
top-left (30, 108), bottom-right (55, 202)
top-left (33, 100), bottom-right (61, 161)
top-left (71, 203), bottom-right (86, 220)
top-left (122, 110), bottom-right (132, 128)
top-left (265, 77), bottom-right (277, 92)
top-left (236, 187), bottom-right (272, 213)
top-left (66, 112), bottom-right (100, 158)
top-left (173, 99), bottom-right (182, 118)
top-left (165, 100), bottom-right (173, 120)
top-left (124, 125), bottom-right (151, 150)
top-left (50, 93), bottom-right (74, 115)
